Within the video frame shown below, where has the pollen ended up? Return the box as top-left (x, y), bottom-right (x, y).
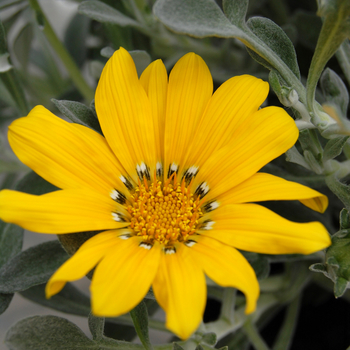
top-left (127, 174), bottom-right (203, 246)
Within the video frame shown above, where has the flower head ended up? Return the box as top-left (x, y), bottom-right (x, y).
top-left (0, 48), bottom-right (330, 339)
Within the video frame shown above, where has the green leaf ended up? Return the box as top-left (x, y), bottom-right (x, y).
top-left (20, 283), bottom-right (90, 317)
top-left (222, 0), bottom-right (248, 27)
top-left (130, 301), bottom-right (154, 350)
top-left (326, 173), bottom-right (350, 211)
top-left (88, 313), bottom-right (105, 340)
top-left (5, 315), bottom-right (142, 349)
top-left (130, 50), bottom-right (151, 77)
top-left (13, 23), bottom-right (33, 70)
top-left (153, 0), bottom-right (243, 38)
top-left (320, 68), bottom-right (349, 116)
top-left (323, 136), bottom-right (349, 161)
top-left (242, 252), bottom-right (270, 280)
top-left (78, 0), bottom-right (142, 28)
top-left (64, 14), bottom-right (90, 68)
top-left (0, 240), bottom-right (68, 293)
top-left (5, 315), bottom-right (97, 350)
top-left (0, 292), bottom-right (13, 314)
top-left (52, 99), bottom-right (102, 134)
top-left (334, 276), bottom-right (349, 298)
top-left (0, 17), bottom-right (8, 55)
top-left (246, 16), bottom-right (300, 79)
top-left (0, 220), bottom-right (23, 314)
top-left (202, 332), bottom-right (217, 346)
top-left (173, 344), bottom-right (185, 350)
top-left (285, 146), bottom-right (312, 170)
top-left (340, 208), bottom-right (350, 229)
top-left (15, 171), bottom-right (57, 195)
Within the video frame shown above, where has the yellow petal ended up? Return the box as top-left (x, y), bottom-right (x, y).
top-left (152, 243), bottom-right (206, 339)
top-left (140, 59), bottom-right (168, 167)
top-left (190, 235), bottom-right (259, 314)
top-left (95, 47), bottom-right (157, 181)
top-left (0, 189), bottom-right (129, 233)
top-left (183, 75), bottom-right (269, 170)
top-left (46, 230), bottom-right (120, 297)
top-left (218, 173), bottom-right (328, 213)
top-left (193, 106), bottom-right (299, 202)
top-left (199, 204), bottom-right (331, 254)
top-left (8, 105), bottom-right (129, 197)
top-left (91, 236), bottom-right (161, 317)
top-left (164, 52), bottom-right (213, 179)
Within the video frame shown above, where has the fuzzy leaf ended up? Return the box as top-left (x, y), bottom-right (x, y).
top-left (88, 314), bottom-right (105, 340)
top-left (202, 332), bottom-right (217, 345)
top-left (246, 16), bottom-right (300, 79)
top-left (16, 171), bottom-right (57, 195)
top-left (153, 0), bottom-right (243, 38)
top-left (222, 0), bottom-right (248, 26)
top-left (326, 173), bottom-right (350, 211)
top-left (321, 68), bottom-right (349, 116)
top-left (78, 1), bottom-right (142, 28)
top-left (323, 136), bottom-right (349, 161)
top-left (0, 240), bottom-right (68, 293)
top-left (173, 344), bottom-right (185, 350)
top-left (5, 315), bottom-right (139, 350)
top-left (52, 99), bottom-right (102, 134)
top-left (130, 301), bottom-right (153, 350)
top-left (20, 283), bottom-right (90, 317)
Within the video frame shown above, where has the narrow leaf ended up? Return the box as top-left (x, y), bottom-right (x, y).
top-left (326, 173), bottom-right (350, 211)
top-left (0, 240), bottom-right (68, 293)
top-left (52, 99), bottom-right (102, 134)
top-left (323, 136), bottom-right (349, 161)
top-left (130, 301), bottom-right (154, 350)
top-left (153, 0), bottom-right (243, 38)
top-left (20, 283), bottom-right (90, 317)
top-left (78, 1), bottom-right (142, 28)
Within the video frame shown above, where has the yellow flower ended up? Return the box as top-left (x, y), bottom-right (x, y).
top-left (0, 48), bottom-right (330, 339)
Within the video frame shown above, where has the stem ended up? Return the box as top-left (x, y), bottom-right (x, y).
top-left (219, 288), bottom-right (236, 323)
top-left (28, 0), bottom-right (94, 102)
top-left (243, 319), bottom-right (271, 350)
top-left (273, 296), bottom-right (301, 350)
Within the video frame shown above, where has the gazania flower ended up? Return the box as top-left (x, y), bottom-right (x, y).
top-left (0, 48), bottom-right (330, 339)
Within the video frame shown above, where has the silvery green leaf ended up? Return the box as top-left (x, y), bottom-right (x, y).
top-left (323, 136), bottom-right (349, 162)
top-left (101, 46), bottom-right (115, 58)
top-left (0, 52), bottom-right (12, 72)
top-left (173, 344), bottom-right (185, 350)
top-left (130, 50), bottom-right (151, 77)
top-left (13, 23), bottom-right (33, 70)
top-left (20, 283), bottom-right (90, 317)
top-left (6, 315), bottom-right (141, 349)
top-left (15, 171), bottom-right (57, 195)
top-left (320, 68), bottom-right (349, 116)
top-left (78, 1), bottom-right (142, 28)
top-left (222, 0), bottom-right (248, 27)
top-left (52, 99), bottom-right (102, 134)
top-left (246, 17), bottom-right (300, 79)
top-left (88, 313), bottom-right (104, 340)
top-left (285, 146), bottom-right (311, 170)
top-left (202, 332), bottom-right (217, 346)
top-left (0, 240), bottom-right (68, 293)
top-left (326, 172), bottom-right (350, 211)
top-left (130, 301), bottom-right (154, 350)
top-left (153, 0), bottom-right (244, 38)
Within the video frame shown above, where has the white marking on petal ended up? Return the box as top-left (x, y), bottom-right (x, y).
top-left (119, 234), bottom-right (131, 240)
top-left (209, 201), bottom-right (219, 210)
top-left (184, 240), bottom-right (196, 247)
top-left (110, 189), bottom-right (119, 200)
top-left (156, 162), bottom-right (162, 171)
top-left (112, 212), bottom-right (122, 222)
top-left (171, 163), bottom-right (178, 172)
top-left (164, 247), bottom-right (176, 255)
top-left (187, 165), bottom-right (199, 175)
top-left (203, 221), bottom-right (215, 230)
top-left (139, 242), bottom-right (152, 250)
top-left (140, 162), bottom-right (147, 172)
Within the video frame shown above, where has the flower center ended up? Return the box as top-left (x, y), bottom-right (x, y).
top-left (127, 175), bottom-right (203, 246)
